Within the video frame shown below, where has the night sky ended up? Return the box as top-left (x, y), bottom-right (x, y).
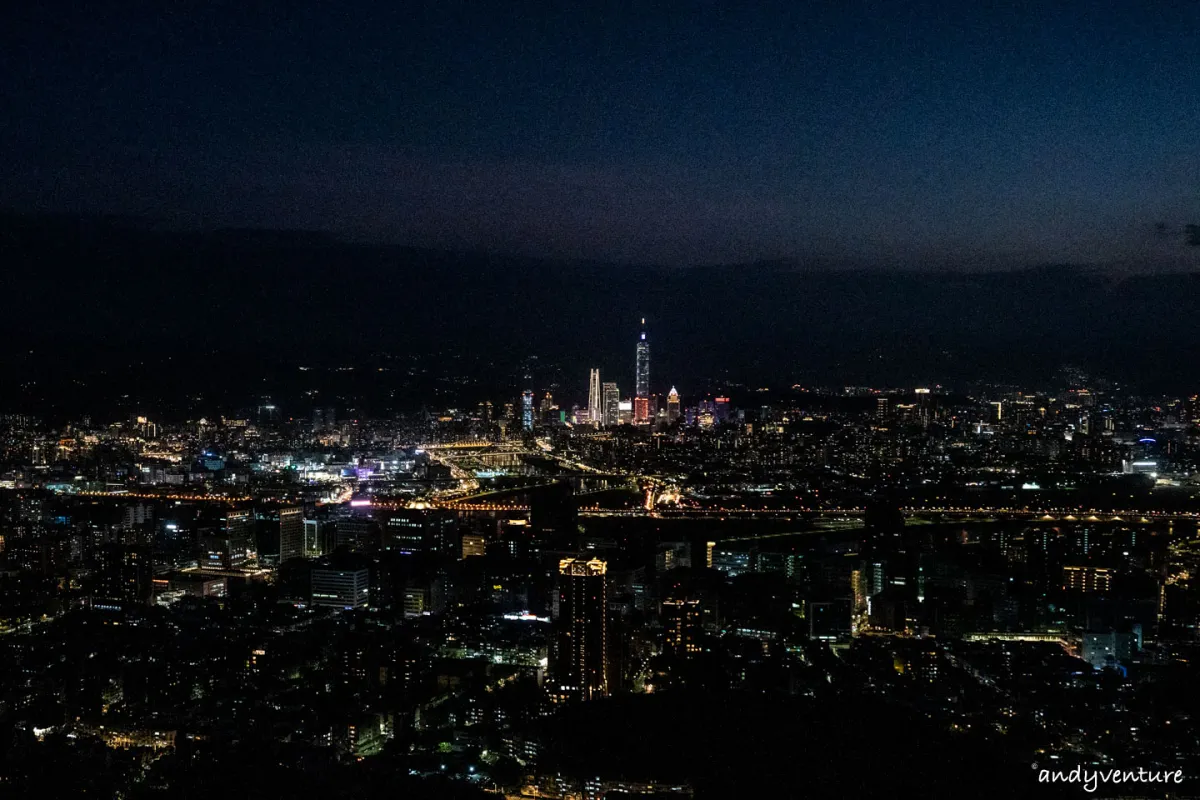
top-left (3, 1), bottom-right (1199, 269)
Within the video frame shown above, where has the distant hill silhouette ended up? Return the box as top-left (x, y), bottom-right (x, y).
top-left (2, 212), bottom-right (1198, 418)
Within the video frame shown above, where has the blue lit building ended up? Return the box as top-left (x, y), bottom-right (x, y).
top-left (521, 390), bottom-right (534, 431)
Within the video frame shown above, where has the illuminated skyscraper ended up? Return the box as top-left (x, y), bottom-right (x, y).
top-left (915, 387), bottom-right (935, 428)
top-left (667, 386), bottom-right (680, 423)
top-left (633, 396), bottom-right (650, 425)
top-left (521, 390), bottom-right (534, 431)
top-left (550, 557), bottom-right (608, 702)
top-left (635, 319), bottom-right (650, 400)
top-left (588, 368), bottom-right (601, 425)
top-left (602, 382), bottom-right (620, 427)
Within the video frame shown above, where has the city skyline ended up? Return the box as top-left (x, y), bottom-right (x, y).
top-left (3, 355), bottom-right (1200, 796)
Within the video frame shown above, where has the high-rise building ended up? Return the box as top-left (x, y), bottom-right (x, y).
top-left (539, 392), bottom-right (555, 423)
top-left (714, 396), bottom-right (731, 424)
top-left (635, 319), bottom-right (650, 400)
top-left (633, 396), bottom-right (650, 425)
top-left (521, 390), bottom-right (534, 431)
top-left (662, 597), bottom-right (702, 656)
top-left (92, 543), bottom-right (153, 609)
top-left (915, 388), bottom-right (935, 427)
top-left (278, 506), bottom-right (305, 563)
top-left (550, 557), bottom-right (608, 703)
top-left (201, 508), bottom-right (254, 571)
top-left (588, 369), bottom-right (601, 426)
top-left (666, 387), bottom-right (680, 423)
top-left (602, 382), bottom-right (620, 427)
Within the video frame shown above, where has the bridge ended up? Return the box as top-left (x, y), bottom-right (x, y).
top-left (425, 502), bottom-right (1200, 524)
top-left (56, 486), bottom-right (1200, 527)
top-left (72, 490), bottom-right (252, 503)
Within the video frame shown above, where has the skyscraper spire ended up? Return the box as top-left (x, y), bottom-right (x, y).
top-left (635, 319), bottom-right (650, 398)
top-left (634, 318), bottom-right (651, 423)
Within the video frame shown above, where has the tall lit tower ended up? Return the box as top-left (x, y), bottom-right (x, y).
top-left (635, 319), bottom-right (650, 399)
top-left (521, 390), bottom-right (534, 431)
top-left (588, 369), bottom-right (601, 426)
top-left (550, 557), bottom-right (608, 703)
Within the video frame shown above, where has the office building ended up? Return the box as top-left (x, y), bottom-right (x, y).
top-left (200, 508), bottom-right (254, 571)
top-left (311, 564), bottom-right (370, 610)
top-left (384, 508), bottom-right (456, 555)
top-left (662, 597), bottom-right (702, 656)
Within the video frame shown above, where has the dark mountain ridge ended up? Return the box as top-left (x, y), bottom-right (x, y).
top-left (2, 212), bottom-right (1197, 419)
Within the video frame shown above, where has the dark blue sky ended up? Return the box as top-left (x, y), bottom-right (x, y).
top-left (3, 1), bottom-right (1198, 268)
